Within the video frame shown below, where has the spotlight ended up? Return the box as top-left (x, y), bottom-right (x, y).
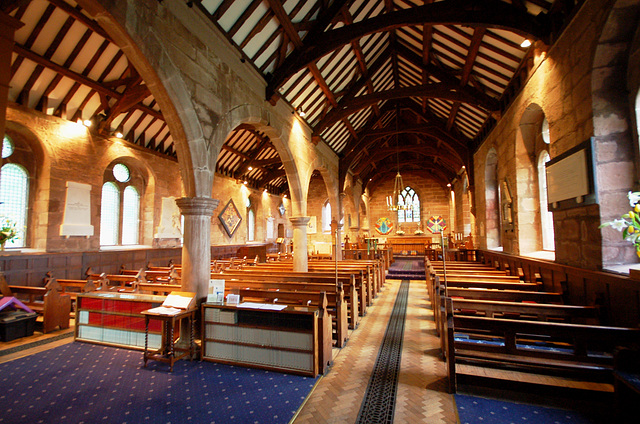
top-left (83, 119), bottom-right (92, 127)
top-left (520, 39), bottom-right (531, 48)
top-left (297, 106), bottom-right (306, 117)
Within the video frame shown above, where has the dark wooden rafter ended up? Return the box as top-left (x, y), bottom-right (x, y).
top-left (353, 144), bottom-right (462, 175)
top-left (12, 44), bottom-right (162, 120)
top-left (365, 165), bottom-right (454, 190)
top-left (233, 130), bottom-right (275, 179)
top-left (314, 81), bottom-right (499, 135)
top-left (266, 0), bottom-right (551, 100)
top-left (11, 2), bottom-right (55, 80)
top-left (446, 27), bottom-right (485, 131)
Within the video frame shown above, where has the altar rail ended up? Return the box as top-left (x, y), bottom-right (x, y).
top-left (478, 250), bottom-right (640, 328)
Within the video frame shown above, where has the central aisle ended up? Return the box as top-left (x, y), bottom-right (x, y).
top-left (293, 275), bottom-right (457, 423)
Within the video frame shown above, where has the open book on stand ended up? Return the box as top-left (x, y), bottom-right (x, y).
top-left (145, 291), bottom-right (196, 316)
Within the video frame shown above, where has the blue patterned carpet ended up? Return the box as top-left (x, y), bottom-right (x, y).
top-left (0, 342), bottom-right (318, 424)
top-left (455, 394), bottom-right (606, 424)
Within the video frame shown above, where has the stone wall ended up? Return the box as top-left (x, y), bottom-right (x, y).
top-left (472, 0), bottom-right (637, 269)
top-left (368, 172), bottom-right (451, 240)
top-left (6, 104), bottom-right (182, 253)
top-left (209, 173), bottom-right (291, 246)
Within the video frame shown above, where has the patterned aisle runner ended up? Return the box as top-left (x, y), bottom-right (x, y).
top-left (355, 280), bottom-right (409, 424)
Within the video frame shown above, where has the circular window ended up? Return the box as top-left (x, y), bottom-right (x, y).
top-left (113, 163), bottom-right (131, 182)
top-left (2, 136), bottom-right (14, 159)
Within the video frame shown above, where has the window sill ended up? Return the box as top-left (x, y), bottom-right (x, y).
top-left (521, 250), bottom-right (555, 261)
top-left (100, 245), bottom-right (154, 251)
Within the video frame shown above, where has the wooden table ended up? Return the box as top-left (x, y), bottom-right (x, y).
top-left (141, 307), bottom-right (196, 371)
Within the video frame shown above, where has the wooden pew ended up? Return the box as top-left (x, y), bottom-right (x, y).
top-left (221, 269), bottom-right (362, 325)
top-left (86, 267), bottom-right (145, 291)
top-left (251, 263), bottom-right (373, 308)
top-left (447, 287), bottom-right (563, 304)
top-left (43, 272), bottom-right (103, 315)
top-left (450, 298), bottom-right (600, 323)
top-left (431, 274), bottom-right (558, 338)
top-left (443, 297), bottom-right (640, 393)
top-left (0, 273), bottom-right (70, 334)
top-left (254, 261), bottom-right (380, 306)
top-left (226, 279), bottom-right (349, 346)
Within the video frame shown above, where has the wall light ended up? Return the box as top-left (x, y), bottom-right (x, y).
top-left (520, 39), bottom-right (532, 48)
top-left (83, 119), bottom-right (92, 127)
top-left (297, 106), bottom-right (306, 117)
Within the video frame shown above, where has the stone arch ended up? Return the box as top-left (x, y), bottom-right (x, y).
top-left (309, 157), bottom-right (340, 222)
top-left (211, 104), bottom-right (302, 215)
top-left (592, 0), bottom-right (640, 268)
top-left (4, 120), bottom-right (50, 250)
top-left (485, 148), bottom-right (500, 249)
top-left (79, 0), bottom-right (203, 196)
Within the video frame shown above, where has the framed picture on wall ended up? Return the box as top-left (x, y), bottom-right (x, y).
top-left (219, 199), bottom-right (242, 237)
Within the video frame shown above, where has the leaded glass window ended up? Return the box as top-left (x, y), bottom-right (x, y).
top-left (397, 187), bottom-right (420, 223)
top-left (0, 164), bottom-right (28, 248)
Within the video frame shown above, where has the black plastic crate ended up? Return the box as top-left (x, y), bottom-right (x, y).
top-left (0, 310), bottom-right (37, 342)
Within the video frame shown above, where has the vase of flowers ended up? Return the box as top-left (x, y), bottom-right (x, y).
top-left (599, 191), bottom-right (640, 258)
top-left (0, 217), bottom-right (18, 251)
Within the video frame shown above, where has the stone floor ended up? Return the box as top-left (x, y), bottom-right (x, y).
top-left (293, 277), bottom-right (458, 424)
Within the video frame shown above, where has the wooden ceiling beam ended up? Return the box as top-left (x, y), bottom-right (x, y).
top-left (314, 81), bottom-right (499, 135)
top-left (13, 43), bottom-right (163, 120)
top-left (266, 0), bottom-right (550, 100)
top-left (447, 27), bottom-right (485, 131)
top-left (49, 0), bottom-right (113, 42)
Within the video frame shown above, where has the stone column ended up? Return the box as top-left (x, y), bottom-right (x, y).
top-left (175, 197), bottom-right (218, 300)
top-left (290, 216), bottom-right (310, 272)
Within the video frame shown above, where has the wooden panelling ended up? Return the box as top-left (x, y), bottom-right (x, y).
top-left (0, 243), bottom-right (275, 287)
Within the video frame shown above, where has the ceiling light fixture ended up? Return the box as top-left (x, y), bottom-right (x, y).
top-left (387, 109), bottom-right (410, 212)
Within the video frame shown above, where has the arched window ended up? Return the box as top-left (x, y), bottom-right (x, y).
top-left (100, 182), bottom-right (120, 246)
top-left (322, 200), bottom-right (331, 233)
top-left (122, 186), bottom-right (140, 245)
top-left (0, 162), bottom-right (29, 248)
top-left (397, 187), bottom-right (420, 223)
top-left (100, 163), bottom-right (142, 246)
top-left (538, 151), bottom-right (555, 250)
top-left (247, 209), bottom-right (255, 241)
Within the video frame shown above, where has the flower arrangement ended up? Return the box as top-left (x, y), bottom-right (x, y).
top-left (0, 217), bottom-right (18, 249)
top-left (600, 191), bottom-right (640, 257)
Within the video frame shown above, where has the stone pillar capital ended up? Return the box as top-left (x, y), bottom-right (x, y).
top-left (289, 216), bottom-right (311, 227)
top-left (175, 197), bottom-right (219, 216)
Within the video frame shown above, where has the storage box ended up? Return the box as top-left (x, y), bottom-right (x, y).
top-left (0, 310), bottom-right (38, 342)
